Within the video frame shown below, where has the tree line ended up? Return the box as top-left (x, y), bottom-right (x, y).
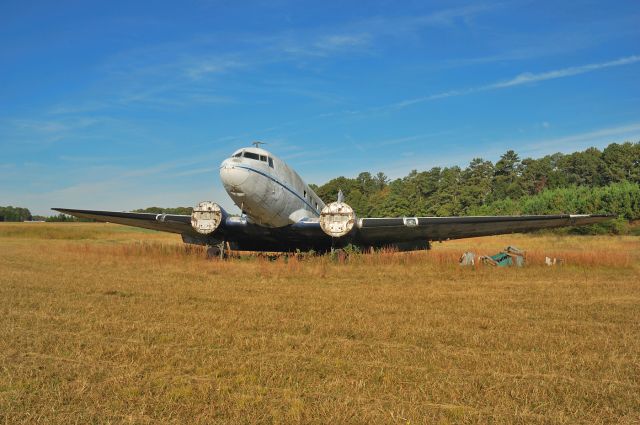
top-left (132, 207), bottom-right (194, 215)
top-left (309, 141), bottom-right (639, 233)
top-left (0, 206), bottom-right (33, 222)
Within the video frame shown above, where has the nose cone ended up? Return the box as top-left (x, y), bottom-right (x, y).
top-left (220, 159), bottom-right (249, 192)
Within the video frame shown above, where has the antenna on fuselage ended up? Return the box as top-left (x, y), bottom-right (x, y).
top-left (252, 141), bottom-right (266, 148)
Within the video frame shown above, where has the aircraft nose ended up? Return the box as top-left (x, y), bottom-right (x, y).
top-left (220, 159), bottom-right (249, 189)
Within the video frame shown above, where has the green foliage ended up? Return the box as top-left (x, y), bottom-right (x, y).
top-left (467, 182), bottom-right (639, 234)
top-left (45, 213), bottom-right (94, 222)
top-left (133, 206), bottom-right (194, 215)
top-left (490, 150), bottom-right (523, 202)
top-left (312, 141), bottom-right (640, 234)
top-left (0, 206), bottom-right (32, 222)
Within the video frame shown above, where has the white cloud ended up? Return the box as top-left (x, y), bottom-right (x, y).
top-left (172, 167), bottom-right (217, 177)
top-left (0, 117), bottom-right (105, 148)
top-left (487, 55), bottom-right (640, 89)
top-left (374, 122), bottom-right (640, 179)
top-left (389, 55), bottom-right (640, 110)
top-left (518, 122), bottom-right (640, 155)
top-left (376, 131), bottom-right (452, 146)
top-left (313, 34), bottom-right (370, 52)
top-left (185, 59), bottom-right (245, 79)
top-left (1, 148), bottom-right (235, 216)
top-left (268, 3), bottom-right (499, 59)
top-left (32, 4), bottom-right (503, 115)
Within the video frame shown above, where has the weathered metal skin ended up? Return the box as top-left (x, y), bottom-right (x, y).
top-left (190, 201), bottom-right (225, 234)
top-left (319, 202), bottom-right (356, 237)
top-left (219, 147), bottom-right (325, 228)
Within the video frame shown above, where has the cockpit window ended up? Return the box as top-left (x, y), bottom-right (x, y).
top-left (259, 155), bottom-right (267, 162)
top-left (233, 152), bottom-right (242, 158)
top-left (268, 157), bottom-right (274, 168)
top-left (243, 151), bottom-right (260, 160)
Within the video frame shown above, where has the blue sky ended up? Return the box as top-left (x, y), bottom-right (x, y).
top-left (1, 0), bottom-right (639, 215)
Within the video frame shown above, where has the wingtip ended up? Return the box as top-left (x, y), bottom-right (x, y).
top-left (52, 208), bottom-right (78, 215)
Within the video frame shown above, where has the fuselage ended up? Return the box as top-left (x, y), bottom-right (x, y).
top-left (219, 147), bottom-right (325, 227)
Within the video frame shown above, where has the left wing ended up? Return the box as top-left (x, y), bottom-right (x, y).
top-left (352, 214), bottom-right (614, 246)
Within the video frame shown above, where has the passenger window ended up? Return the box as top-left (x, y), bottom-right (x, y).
top-left (304, 190), bottom-right (307, 198)
top-left (260, 155), bottom-right (267, 162)
top-left (243, 151), bottom-right (259, 160)
top-left (268, 157), bottom-right (274, 168)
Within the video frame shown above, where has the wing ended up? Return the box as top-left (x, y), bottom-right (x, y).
top-left (53, 208), bottom-right (193, 234)
top-left (353, 214), bottom-right (614, 246)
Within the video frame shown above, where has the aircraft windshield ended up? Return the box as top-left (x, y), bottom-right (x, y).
top-left (234, 150), bottom-right (273, 167)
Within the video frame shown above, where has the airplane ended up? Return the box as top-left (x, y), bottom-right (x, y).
top-left (54, 142), bottom-right (613, 257)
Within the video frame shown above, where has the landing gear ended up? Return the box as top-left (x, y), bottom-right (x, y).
top-left (330, 246), bottom-right (349, 263)
top-left (206, 241), bottom-right (227, 260)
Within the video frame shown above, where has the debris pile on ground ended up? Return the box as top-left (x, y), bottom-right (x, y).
top-left (479, 246), bottom-right (526, 267)
top-left (459, 252), bottom-right (476, 266)
top-left (545, 256), bottom-right (565, 266)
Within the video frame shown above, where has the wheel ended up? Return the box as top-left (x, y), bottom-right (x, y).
top-left (206, 245), bottom-right (221, 259)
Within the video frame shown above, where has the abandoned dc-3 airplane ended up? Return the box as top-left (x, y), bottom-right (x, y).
top-left (55, 143), bottom-right (612, 256)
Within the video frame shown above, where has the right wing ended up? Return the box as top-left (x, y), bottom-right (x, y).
top-left (53, 208), bottom-right (193, 234)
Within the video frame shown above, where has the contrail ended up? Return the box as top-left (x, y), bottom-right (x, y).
top-left (391, 55), bottom-right (640, 109)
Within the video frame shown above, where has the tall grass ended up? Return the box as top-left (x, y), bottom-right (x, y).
top-left (0, 222), bottom-right (161, 240)
top-left (53, 234), bottom-right (636, 269)
top-left (1, 223), bottom-right (638, 423)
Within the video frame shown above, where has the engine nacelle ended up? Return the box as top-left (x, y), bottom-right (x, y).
top-left (191, 201), bottom-right (224, 235)
top-left (319, 202), bottom-right (356, 238)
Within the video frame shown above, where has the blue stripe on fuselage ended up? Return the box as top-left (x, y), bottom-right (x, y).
top-left (234, 164), bottom-right (320, 216)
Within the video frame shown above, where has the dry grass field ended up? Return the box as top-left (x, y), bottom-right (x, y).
top-left (1, 223), bottom-right (639, 424)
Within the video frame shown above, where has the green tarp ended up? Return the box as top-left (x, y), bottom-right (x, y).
top-left (481, 246), bottom-right (526, 267)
